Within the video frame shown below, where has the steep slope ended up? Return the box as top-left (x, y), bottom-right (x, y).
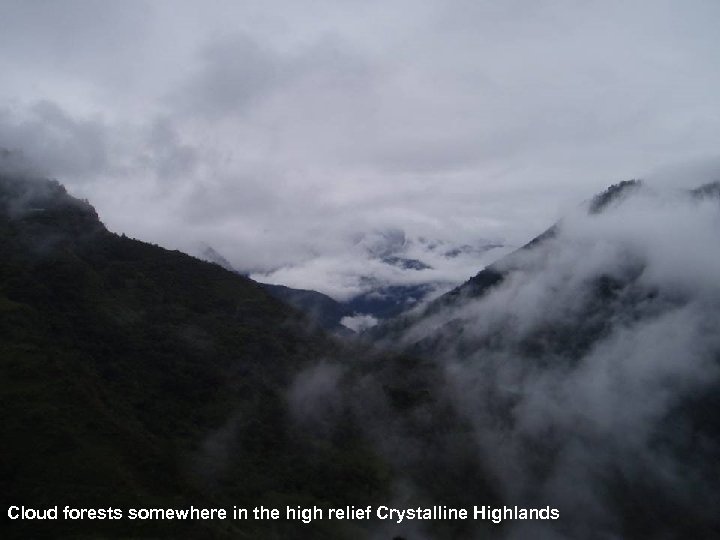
top-left (201, 243), bottom-right (447, 333)
top-left (429, 180), bottom-right (641, 315)
top-left (199, 244), bottom-right (354, 332)
top-left (371, 180), bottom-right (642, 342)
top-left (0, 176), bottom-right (389, 539)
top-left (260, 282), bottom-right (353, 333)
top-left (372, 179), bottom-right (720, 539)
top-left (226, 228), bottom-right (505, 329)
top-left (261, 281), bottom-right (442, 333)
top-left (201, 244), bottom-right (443, 333)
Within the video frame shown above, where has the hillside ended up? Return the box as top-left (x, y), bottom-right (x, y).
top-left (372, 180), bottom-right (648, 341)
top-left (1, 175), bottom-right (501, 540)
top-left (0, 175), bottom-right (390, 539)
top-left (373, 179), bottom-right (720, 538)
top-left (200, 244), bottom-right (452, 333)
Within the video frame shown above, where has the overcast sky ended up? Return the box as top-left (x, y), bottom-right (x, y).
top-left (1, 0), bottom-right (719, 298)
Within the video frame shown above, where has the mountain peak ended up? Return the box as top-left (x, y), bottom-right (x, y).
top-left (588, 179), bottom-right (643, 213)
top-left (0, 175), bottom-right (104, 235)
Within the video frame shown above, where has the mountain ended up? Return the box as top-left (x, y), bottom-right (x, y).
top-left (343, 283), bottom-right (438, 321)
top-left (373, 179), bottom-right (720, 538)
top-left (0, 175), bottom-right (392, 539)
top-left (1, 174), bottom-right (499, 540)
top-left (372, 179), bottom-right (643, 340)
top-left (198, 245), bottom-right (354, 333)
top-left (226, 229), bottom-right (506, 331)
top-left (199, 244), bottom-right (446, 333)
top-left (260, 282), bottom-right (353, 334)
top-left (260, 281), bottom-right (443, 333)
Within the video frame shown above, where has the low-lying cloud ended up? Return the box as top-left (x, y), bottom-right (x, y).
top-left (392, 184), bottom-right (720, 537)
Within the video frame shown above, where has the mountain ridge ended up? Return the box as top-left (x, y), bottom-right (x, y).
top-left (0, 174), bottom-right (391, 539)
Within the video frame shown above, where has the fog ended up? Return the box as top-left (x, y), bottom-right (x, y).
top-left (398, 183), bottom-right (720, 537)
top-left (288, 182), bottom-right (720, 538)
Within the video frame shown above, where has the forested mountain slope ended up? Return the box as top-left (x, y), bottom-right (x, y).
top-left (0, 176), bottom-right (388, 539)
top-left (372, 179), bottom-right (720, 539)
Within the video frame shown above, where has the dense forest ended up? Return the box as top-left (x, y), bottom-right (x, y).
top-left (1, 175), bottom-right (493, 539)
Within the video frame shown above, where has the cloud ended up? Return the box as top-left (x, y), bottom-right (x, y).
top-left (0, 101), bottom-right (109, 178)
top-left (175, 34), bottom-right (285, 119)
top-left (2, 1), bottom-right (720, 300)
top-left (249, 229), bottom-right (509, 300)
top-left (340, 313), bottom-right (379, 332)
top-left (396, 184), bottom-right (720, 537)
top-left (287, 361), bottom-right (345, 434)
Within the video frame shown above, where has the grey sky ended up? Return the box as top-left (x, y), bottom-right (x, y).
top-left (1, 0), bottom-right (719, 298)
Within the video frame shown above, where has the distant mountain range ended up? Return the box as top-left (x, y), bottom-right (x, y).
top-left (199, 236), bottom-right (503, 334)
top-left (199, 244), bottom-right (355, 333)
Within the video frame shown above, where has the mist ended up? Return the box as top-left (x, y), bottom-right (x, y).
top-left (283, 181), bottom-right (720, 538)
top-left (388, 182), bottom-right (720, 538)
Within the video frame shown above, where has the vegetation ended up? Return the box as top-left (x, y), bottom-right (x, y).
top-left (0, 176), bottom-right (391, 538)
